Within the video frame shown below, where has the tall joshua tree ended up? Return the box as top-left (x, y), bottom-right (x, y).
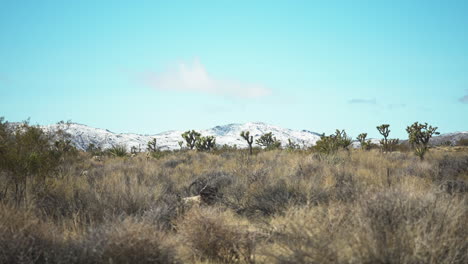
top-left (377, 124), bottom-right (391, 152)
top-left (406, 122), bottom-right (439, 160)
top-left (240, 131), bottom-right (254, 155)
top-left (181, 130), bottom-right (201, 150)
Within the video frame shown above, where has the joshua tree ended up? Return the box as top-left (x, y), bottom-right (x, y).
top-left (376, 124), bottom-right (401, 152)
top-left (334, 129), bottom-right (352, 150)
top-left (376, 124), bottom-right (390, 150)
top-left (286, 138), bottom-right (300, 151)
top-left (256, 132), bottom-right (281, 150)
top-left (314, 129), bottom-right (352, 154)
top-left (178, 141), bottom-right (184, 150)
top-left (181, 130), bottom-right (201, 150)
top-left (147, 138), bottom-right (158, 152)
top-left (130, 145), bottom-right (141, 155)
top-left (240, 131), bottom-right (254, 155)
top-left (406, 122), bottom-right (439, 160)
top-left (356, 133), bottom-right (371, 150)
top-left (195, 136), bottom-right (216, 151)
top-left (314, 134), bottom-right (339, 155)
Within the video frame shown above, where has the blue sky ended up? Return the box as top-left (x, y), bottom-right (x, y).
top-left (1, 0), bottom-right (467, 138)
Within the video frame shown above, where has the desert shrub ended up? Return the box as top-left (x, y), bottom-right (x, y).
top-left (393, 142), bottom-right (411, 152)
top-left (85, 218), bottom-right (180, 264)
top-left (150, 149), bottom-right (172, 159)
top-left (142, 187), bottom-right (185, 230)
top-left (438, 180), bottom-right (468, 195)
top-left (177, 207), bottom-right (257, 263)
top-left (242, 180), bottom-right (307, 217)
top-left (332, 170), bottom-right (359, 202)
top-left (264, 205), bottom-right (348, 264)
top-left (107, 144), bottom-right (128, 157)
top-left (0, 119), bottom-right (77, 205)
top-left (436, 154), bottom-right (468, 181)
top-left (86, 143), bottom-right (104, 156)
top-left (187, 171), bottom-right (234, 195)
top-left (351, 189), bottom-right (468, 264)
top-left (456, 137), bottom-right (468, 146)
top-left (264, 189), bottom-right (468, 264)
top-left (0, 205), bottom-right (62, 264)
top-left (163, 155), bottom-right (190, 168)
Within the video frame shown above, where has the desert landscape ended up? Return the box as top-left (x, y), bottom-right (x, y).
top-left (1, 1), bottom-right (467, 263)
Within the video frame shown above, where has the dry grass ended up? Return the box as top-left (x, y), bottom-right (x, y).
top-left (0, 148), bottom-right (467, 263)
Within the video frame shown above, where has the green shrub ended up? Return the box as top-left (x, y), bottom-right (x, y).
top-left (0, 118), bottom-right (75, 205)
top-left (107, 144), bottom-right (128, 157)
top-left (256, 132), bottom-right (281, 150)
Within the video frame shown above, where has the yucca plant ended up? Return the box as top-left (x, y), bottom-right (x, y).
top-left (108, 144), bottom-right (128, 157)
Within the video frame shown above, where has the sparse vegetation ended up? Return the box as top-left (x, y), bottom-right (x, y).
top-left (0, 118), bottom-right (467, 264)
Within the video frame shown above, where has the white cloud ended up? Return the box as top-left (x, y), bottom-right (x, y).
top-left (141, 59), bottom-right (271, 98)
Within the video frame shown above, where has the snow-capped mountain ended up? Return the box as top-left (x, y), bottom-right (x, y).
top-left (40, 122), bottom-right (324, 151)
top-left (426, 131), bottom-right (468, 146)
top-left (13, 121), bottom-right (468, 151)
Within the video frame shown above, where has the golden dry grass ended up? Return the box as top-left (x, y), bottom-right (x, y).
top-left (0, 148), bottom-right (467, 263)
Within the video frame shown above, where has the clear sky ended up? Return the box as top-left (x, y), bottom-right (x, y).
top-left (1, 0), bottom-right (467, 138)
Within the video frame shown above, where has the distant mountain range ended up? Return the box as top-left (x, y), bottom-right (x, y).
top-left (33, 122), bottom-right (467, 151)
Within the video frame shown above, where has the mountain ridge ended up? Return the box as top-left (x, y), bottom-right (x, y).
top-left (10, 122), bottom-right (468, 151)
top-left (39, 122), bottom-right (323, 151)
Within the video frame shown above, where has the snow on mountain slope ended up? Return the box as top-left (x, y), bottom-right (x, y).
top-left (41, 122), bottom-right (323, 151)
top-left (427, 131), bottom-right (468, 145)
top-left (38, 122), bottom-right (468, 151)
